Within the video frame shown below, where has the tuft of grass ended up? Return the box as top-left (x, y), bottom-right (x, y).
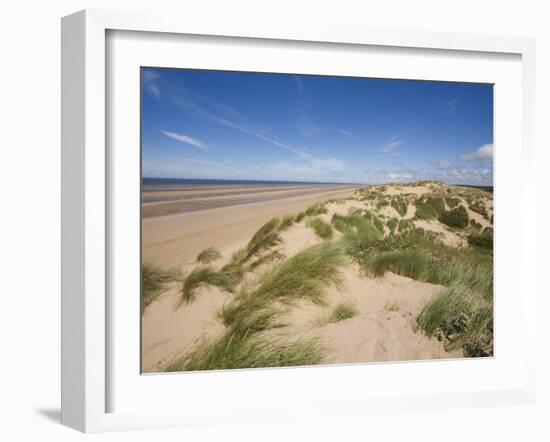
top-left (141, 262), bottom-right (174, 312)
top-left (467, 229), bottom-right (493, 251)
top-left (305, 202), bottom-right (328, 217)
top-left (365, 249), bottom-right (427, 279)
top-left (307, 217), bottom-right (334, 239)
top-left (295, 211), bottom-right (306, 223)
top-left (178, 266), bottom-right (233, 307)
top-left (246, 218), bottom-right (282, 259)
top-left (164, 331), bottom-right (323, 372)
top-left (329, 302), bottom-right (358, 322)
top-left (196, 247), bottom-right (222, 264)
top-left (414, 196), bottom-right (445, 220)
top-left (439, 206), bottom-right (469, 229)
top-left (387, 217), bottom-right (398, 234)
top-left (221, 242), bottom-right (346, 333)
top-left (376, 198), bottom-right (390, 209)
top-left (469, 200), bottom-right (488, 217)
top-left (417, 281), bottom-right (493, 357)
top-left (445, 197), bottom-right (461, 209)
top-left (390, 197), bottom-right (408, 217)
top-left (384, 300), bottom-right (401, 312)
top-left (279, 214), bottom-right (295, 231)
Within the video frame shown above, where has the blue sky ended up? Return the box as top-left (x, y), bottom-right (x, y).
top-left (141, 68), bottom-right (493, 185)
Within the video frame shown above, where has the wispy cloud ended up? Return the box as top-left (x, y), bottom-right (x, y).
top-left (445, 99), bottom-right (459, 114)
top-left (293, 77), bottom-right (319, 138)
top-left (339, 130), bottom-right (352, 137)
top-left (161, 130), bottom-right (207, 149)
top-left (380, 135), bottom-right (402, 153)
top-left (434, 160), bottom-right (451, 169)
top-left (173, 92), bottom-right (309, 157)
top-left (460, 143), bottom-right (493, 161)
top-left (177, 157), bottom-right (236, 170)
top-left (142, 69), bottom-right (161, 99)
top-left (362, 165), bottom-right (492, 185)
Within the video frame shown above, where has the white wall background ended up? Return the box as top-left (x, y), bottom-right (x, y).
top-left (0, 1), bottom-right (548, 440)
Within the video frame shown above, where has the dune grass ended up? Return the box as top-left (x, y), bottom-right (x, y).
top-left (390, 197), bottom-right (408, 217)
top-left (164, 331), bottom-right (323, 372)
top-left (279, 214), bottom-right (296, 231)
top-left (384, 300), bottom-right (401, 312)
top-left (305, 202), bottom-right (328, 217)
top-left (245, 217), bottom-right (282, 259)
top-left (196, 247), bottom-right (222, 264)
top-left (330, 302), bottom-right (358, 322)
top-left (220, 241), bottom-right (346, 334)
top-left (414, 196), bottom-right (445, 220)
top-left (439, 206), bottom-right (469, 229)
top-left (417, 280), bottom-right (493, 357)
top-left (177, 266), bottom-right (234, 308)
top-left (307, 217), bottom-right (334, 239)
top-left (165, 242), bottom-right (347, 372)
top-left (141, 262), bottom-right (174, 311)
top-left (387, 217), bottom-right (398, 234)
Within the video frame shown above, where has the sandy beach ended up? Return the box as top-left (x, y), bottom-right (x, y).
top-left (142, 183), bottom-right (358, 267)
top-left (141, 181), bottom-right (493, 373)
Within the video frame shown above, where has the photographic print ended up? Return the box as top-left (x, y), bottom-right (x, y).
top-left (140, 68), bottom-right (493, 373)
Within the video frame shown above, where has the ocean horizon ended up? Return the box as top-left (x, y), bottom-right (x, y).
top-left (142, 177), bottom-right (361, 187)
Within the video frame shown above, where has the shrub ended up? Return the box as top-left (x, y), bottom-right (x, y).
top-left (439, 206), bottom-right (469, 229)
top-left (387, 217), bottom-right (398, 234)
top-left (468, 229), bottom-right (493, 251)
top-left (445, 197), bottom-right (461, 209)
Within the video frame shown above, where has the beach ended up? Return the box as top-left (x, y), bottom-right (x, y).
top-left (142, 182), bottom-right (359, 267)
top-left (141, 181), bottom-right (493, 373)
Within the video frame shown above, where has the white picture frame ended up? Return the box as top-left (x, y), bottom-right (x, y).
top-left (61, 9), bottom-right (538, 433)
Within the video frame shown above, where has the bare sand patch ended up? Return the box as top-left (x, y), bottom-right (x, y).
top-left (414, 219), bottom-right (465, 247)
top-left (141, 286), bottom-right (227, 372)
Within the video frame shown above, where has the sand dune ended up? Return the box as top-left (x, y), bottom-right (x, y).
top-left (141, 181), bottom-right (493, 372)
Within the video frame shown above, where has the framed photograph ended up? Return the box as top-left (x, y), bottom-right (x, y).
top-left (61, 9), bottom-right (537, 432)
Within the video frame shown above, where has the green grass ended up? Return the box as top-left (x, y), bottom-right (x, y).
top-left (445, 197), bottom-right (461, 209)
top-left (414, 196), bottom-right (445, 220)
top-left (246, 217), bottom-right (282, 259)
top-left (305, 202), bottom-right (328, 217)
top-left (221, 241), bottom-right (346, 334)
top-left (390, 197), bottom-right (408, 217)
top-left (196, 247), bottom-right (222, 264)
top-left (468, 229), bottom-right (493, 251)
top-left (376, 198), bottom-right (390, 209)
top-left (307, 217), bottom-right (334, 239)
top-left (417, 280), bottom-right (493, 357)
top-left (279, 214), bottom-right (295, 230)
top-left (469, 200), bottom-right (488, 217)
top-left (177, 266), bottom-right (234, 307)
top-left (387, 217), bottom-right (398, 234)
top-left (164, 331), bottom-right (323, 372)
top-left (329, 302), bottom-right (358, 322)
top-left (439, 206), bottom-right (469, 229)
top-left (141, 262), bottom-right (174, 312)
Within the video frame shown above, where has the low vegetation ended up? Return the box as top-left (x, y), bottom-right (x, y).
top-left (196, 247), bottom-right (222, 264)
top-left (439, 206), bottom-right (469, 229)
top-left (141, 262), bottom-right (174, 312)
top-left (307, 217), bottom-right (334, 239)
top-left (149, 181), bottom-right (494, 372)
top-left (177, 266), bottom-right (234, 307)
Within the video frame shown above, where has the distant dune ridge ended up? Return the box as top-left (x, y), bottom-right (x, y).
top-left (141, 181), bottom-right (494, 373)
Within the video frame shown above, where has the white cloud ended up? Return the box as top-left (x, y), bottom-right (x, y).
top-left (460, 143), bottom-right (494, 161)
top-left (381, 135), bottom-right (402, 153)
top-left (271, 157), bottom-right (346, 180)
top-left (161, 130), bottom-right (207, 149)
top-left (142, 70), bottom-right (161, 99)
top-left (435, 160), bottom-right (451, 169)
